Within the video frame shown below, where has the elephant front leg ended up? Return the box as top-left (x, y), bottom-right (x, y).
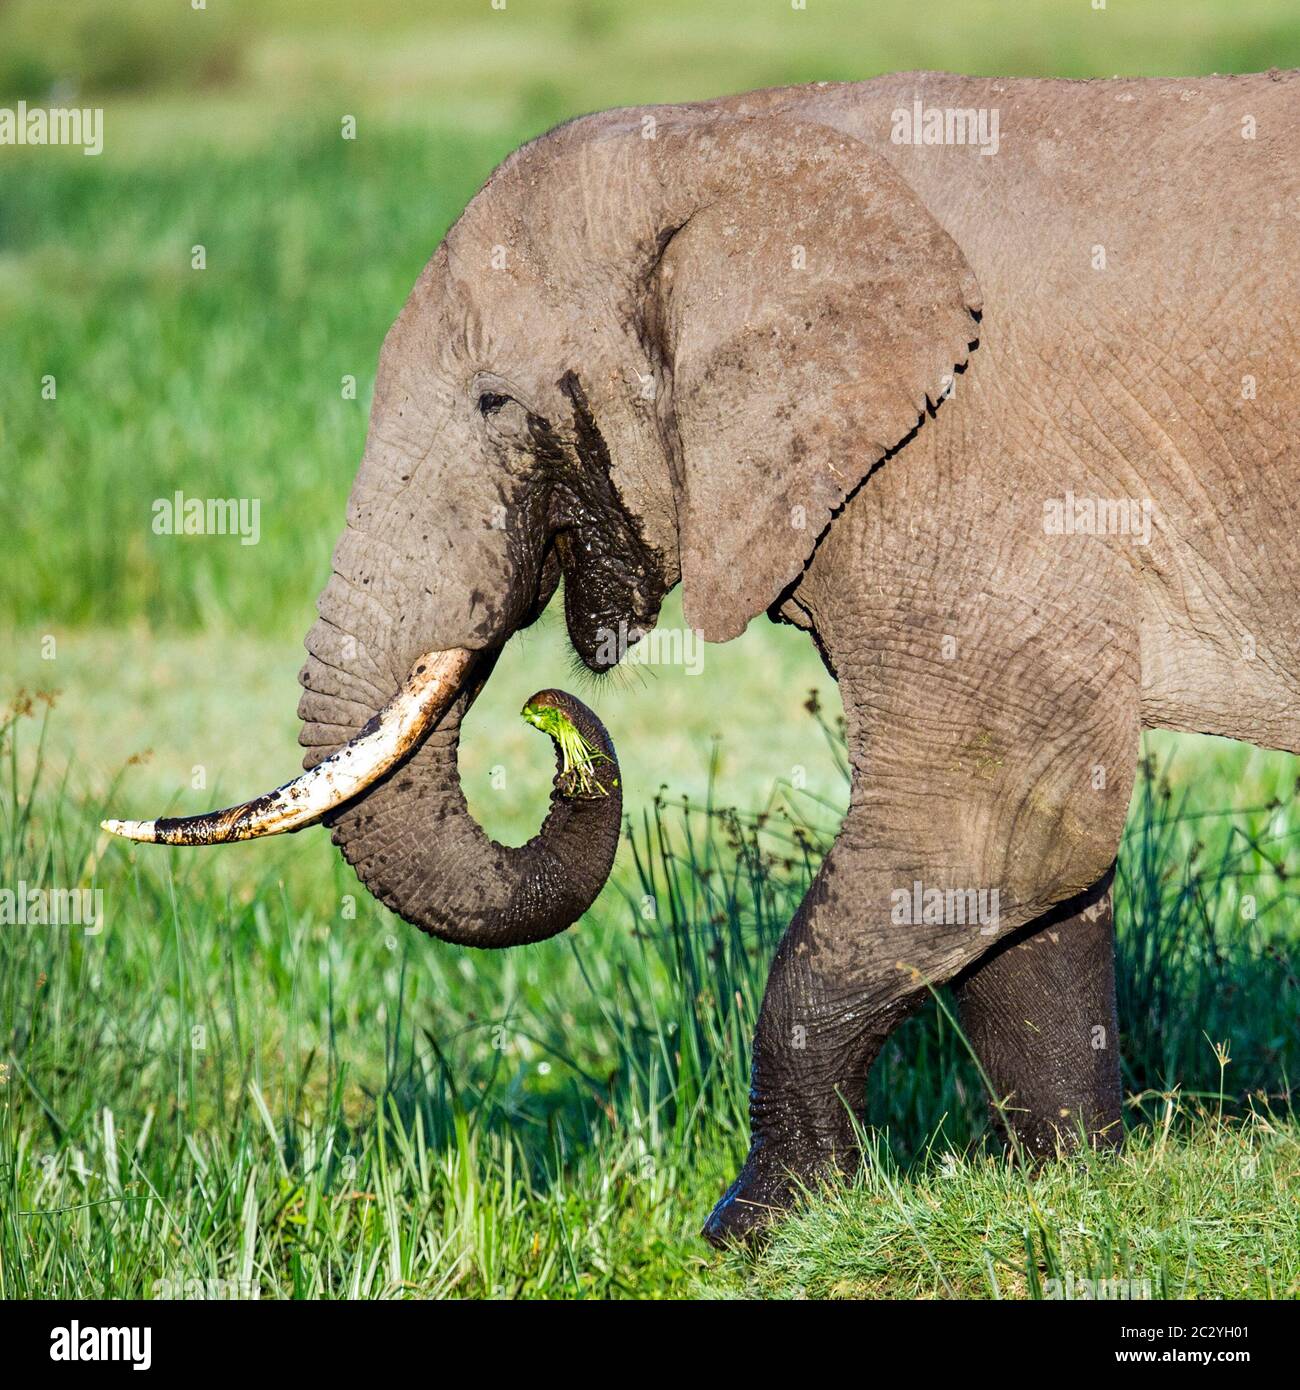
top-left (702, 824), bottom-right (1016, 1247)
top-left (701, 857), bottom-right (908, 1246)
top-left (701, 528), bottom-right (1142, 1246)
top-left (954, 865), bottom-right (1123, 1156)
top-left (702, 683), bottom-right (1138, 1246)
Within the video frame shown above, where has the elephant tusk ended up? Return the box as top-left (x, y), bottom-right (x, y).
top-left (101, 648), bottom-right (475, 845)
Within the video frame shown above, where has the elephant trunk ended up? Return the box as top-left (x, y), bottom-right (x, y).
top-left (104, 643), bottom-right (623, 949)
top-left (316, 676), bottom-right (623, 948)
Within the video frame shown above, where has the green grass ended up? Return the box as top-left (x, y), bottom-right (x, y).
top-left (1, 701), bottom-right (1296, 1299)
top-left (4, 1), bottom-right (1300, 124)
top-left (707, 1116), bottom-right (1300, 1299)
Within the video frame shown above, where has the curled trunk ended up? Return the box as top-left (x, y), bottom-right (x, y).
top-left (302, 674), bottom-right (622, 948)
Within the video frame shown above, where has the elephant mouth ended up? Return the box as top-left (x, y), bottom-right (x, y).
top-left (555, 529), bottom-right (659, 672)
top-left (97, 404), bottom-right (646, 946)
top-left (548, 372), bottom-right (669, 672)
top-left (102, 648), bottom-right (477, 844)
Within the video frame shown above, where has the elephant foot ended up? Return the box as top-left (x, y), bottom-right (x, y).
top-left (702, 1142), bottom-right (838, 1249)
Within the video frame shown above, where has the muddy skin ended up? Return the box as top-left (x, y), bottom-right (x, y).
top-left (701, 869), bottom-right (1123, 1248)
top-left (548, 373), bottom-right (667, 670)
top-left (323, 684), bottom-right (622, 949)
top-left (954, 867), bottom-right (1123, 1158)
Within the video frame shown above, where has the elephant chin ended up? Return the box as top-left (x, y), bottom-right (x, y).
top-left (307, 674), bottom-right (624, 949)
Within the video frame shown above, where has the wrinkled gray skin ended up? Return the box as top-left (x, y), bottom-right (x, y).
top-left (296, 72), bottom-right (1300, 1245)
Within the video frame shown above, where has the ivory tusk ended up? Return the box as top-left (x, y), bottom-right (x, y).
top-left (101, 647), bottom-right (474, 845)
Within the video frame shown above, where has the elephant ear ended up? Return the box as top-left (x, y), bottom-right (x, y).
top-left (653, 120), bottom-right (982, 642)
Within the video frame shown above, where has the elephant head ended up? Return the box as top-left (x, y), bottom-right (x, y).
top-left (104, 107), bottom-right (981, 948)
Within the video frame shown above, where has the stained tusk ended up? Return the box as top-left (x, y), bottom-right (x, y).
top-left (101, 648), bottom-right (474, 845)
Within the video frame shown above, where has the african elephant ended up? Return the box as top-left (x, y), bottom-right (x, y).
top-left (106, 71), bottom-right (1300, 1245)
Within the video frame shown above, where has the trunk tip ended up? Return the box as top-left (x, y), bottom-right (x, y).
top-left (520, 689), bottom-right (618, 800)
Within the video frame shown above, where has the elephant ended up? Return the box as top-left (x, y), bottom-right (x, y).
top-left (105, 70), bottom-right (1300, 1247)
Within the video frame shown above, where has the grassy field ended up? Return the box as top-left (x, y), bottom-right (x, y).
top-left (2, 0), bottom-right (1298, 1299)
top-left (2, 703), bottom-right (1298, 1299)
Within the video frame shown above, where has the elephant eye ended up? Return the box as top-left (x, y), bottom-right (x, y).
top-left (477, 391), bottom-right (511, 417)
